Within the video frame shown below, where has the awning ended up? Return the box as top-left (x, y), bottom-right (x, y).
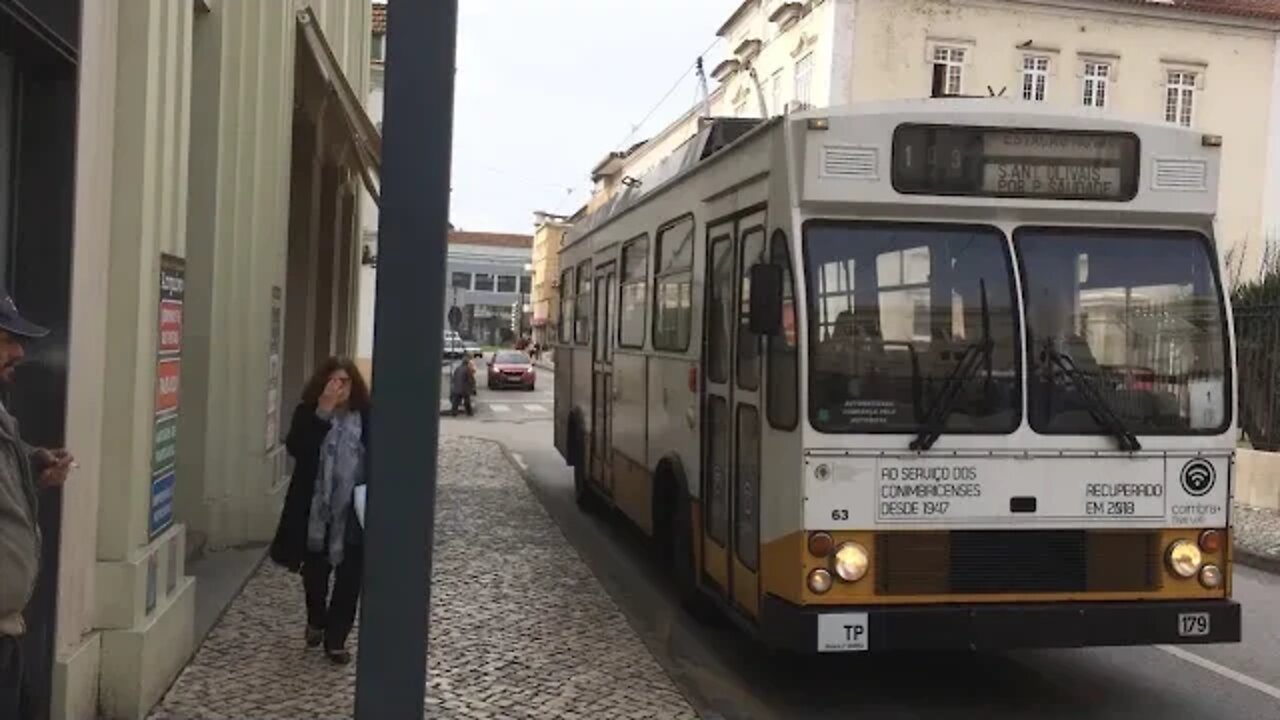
top-left (296, 7), bottom-right (382, 205)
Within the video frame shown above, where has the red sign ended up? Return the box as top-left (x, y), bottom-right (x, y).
top-left (158, 300), bottom-right (183, 354)
top-left (155, 359), bottom-right (180, 413)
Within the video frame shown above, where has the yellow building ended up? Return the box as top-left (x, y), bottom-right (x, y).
top-left (2, 1), bottom-right (376, 718)
top-left (530, 212), bottom-right (575, 349)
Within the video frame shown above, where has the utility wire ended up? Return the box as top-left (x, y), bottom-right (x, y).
top-left (614, 35), bottom-right (723, 151)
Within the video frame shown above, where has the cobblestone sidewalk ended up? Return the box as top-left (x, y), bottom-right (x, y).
top-left (150, 437), bottom-right (696, 720)
top-left (1233, 501), bottom-right (1280, 566)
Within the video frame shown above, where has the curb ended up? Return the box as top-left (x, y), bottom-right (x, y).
top-left (1233, 545), bottom-right (1280, 575)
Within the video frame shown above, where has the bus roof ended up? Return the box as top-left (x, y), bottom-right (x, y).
top-left (562, 98), bottom-right (1219, 253)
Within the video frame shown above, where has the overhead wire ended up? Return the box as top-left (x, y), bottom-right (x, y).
top-left (613, 35), bottom-right (724, 152)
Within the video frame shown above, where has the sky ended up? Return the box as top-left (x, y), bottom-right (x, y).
top-left (446, 0), bottom-right (742, 234)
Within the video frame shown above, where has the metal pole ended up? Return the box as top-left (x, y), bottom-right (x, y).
top-left (354, 0), bottom-right (457, 717)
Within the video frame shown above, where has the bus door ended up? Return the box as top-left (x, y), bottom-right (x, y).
top-left (590, 262), bottom-right (617, 497)
top-left (701, 211), bottom-right (766, 616)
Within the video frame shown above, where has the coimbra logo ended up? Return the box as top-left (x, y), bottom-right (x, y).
top-left (1180, 458), bottom-right (1216, 497)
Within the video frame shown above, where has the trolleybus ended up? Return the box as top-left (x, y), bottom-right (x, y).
top-left (553, 99), bottom-right (1240, 653)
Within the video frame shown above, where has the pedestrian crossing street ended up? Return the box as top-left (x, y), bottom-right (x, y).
top-left (438, 400), bottom-right (551, 414)
top-left (439, 361), bottom-right (555, 420)
top-left (439, 394), bottom-right (556, 419)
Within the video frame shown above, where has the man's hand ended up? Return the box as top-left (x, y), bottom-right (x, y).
top-left (35, 448), bottom-right (74, 489)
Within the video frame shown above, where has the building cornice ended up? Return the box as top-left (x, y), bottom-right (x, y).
top-left (967, 0), bottom-right (1280, 33)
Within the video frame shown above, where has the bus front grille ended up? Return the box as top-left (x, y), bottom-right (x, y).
top-left (875, 530), bottom-right (1161, 595)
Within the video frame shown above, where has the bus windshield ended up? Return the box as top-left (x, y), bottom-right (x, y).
top-left (1017, 228), bottom-right (1229, 435)
top-left (804, 222), bottom-right (1021, 434)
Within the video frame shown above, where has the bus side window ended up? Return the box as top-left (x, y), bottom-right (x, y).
top-left (653, 216), bottom-right (695, 352)
top-left (559, 267), bottom-right (574, 344)
top-left (618, 234), bottom-right (649, 348)
top-left (574, 261), bottom-right (592, 345)
top-left (737, 227), bottom-right (767, 390)
top-left (767, 230), bottom-right (799, 430)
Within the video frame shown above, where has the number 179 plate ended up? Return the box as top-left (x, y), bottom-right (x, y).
top-left (1178, 612), bottom-right (1211, 638)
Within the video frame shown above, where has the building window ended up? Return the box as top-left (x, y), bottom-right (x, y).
top-left (931, 46), bottom-right (965, 97)
top-left (794, 53), bottom-right (814, 108)
top-left (1165, 70), bottom-right (1197, 127)
top-left (558, 268), bottom-right (574, 344)
top-left (474, 273), bottom-right (495, 292)
top-left (451, 272), bottom-right (471, 290)
top-left (497, 275), bottom-right (517, 293)
top-left (520, 275), bottom-right (532, 294)
top-left (574, 262), bottom-right (592, 344)
top-left (1082, 61), bottom-right (1109, 108)
top-left (618, 235), bottom-right (649, 348)
top-left (653, 217), bottom-right (695, 352)
top-left (1021, 55), bottom-right (1049, 102)
top-left (371, 33), bottom-right (386, 62)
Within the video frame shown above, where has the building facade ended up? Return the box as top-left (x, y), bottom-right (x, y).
top-left (590, 0), bottom-right (1280, 277)
top-left (356, 1), bottom-right (385, 379)
top-left (530, 212), bottom-right (574, 349)
top-left (2, 1), bottom-right (375, 718)
top-left (443, 232), bottom-right (534, 345)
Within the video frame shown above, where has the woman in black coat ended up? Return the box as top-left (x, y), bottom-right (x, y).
top-left (269, 356), bottom-right (371, 665)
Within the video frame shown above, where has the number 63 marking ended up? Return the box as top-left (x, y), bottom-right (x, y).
top-left (831, 508), bottom-right (849, 521)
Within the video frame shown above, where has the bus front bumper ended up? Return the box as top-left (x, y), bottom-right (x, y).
top-left (759, 595), bottom-right (1241, 653)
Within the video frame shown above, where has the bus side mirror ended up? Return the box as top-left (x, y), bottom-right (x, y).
top-left (748, 263), bottom-right (784, 336)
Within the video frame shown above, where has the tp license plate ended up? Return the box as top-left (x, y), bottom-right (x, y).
top-left (817, 613), bottom-right (869, 652)
top-left (1178, 612), bottom-right (1211, 638)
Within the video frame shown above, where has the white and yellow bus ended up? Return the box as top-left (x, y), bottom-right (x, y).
top-left (553, 99), bottom-right (1239, 653)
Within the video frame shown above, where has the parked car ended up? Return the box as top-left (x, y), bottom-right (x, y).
top-left (487, 350), bottom-right (536, 391)
top-left (462, 339), bottom-right (483, 358)
top-left (443, 331), bottom-right (464, 359)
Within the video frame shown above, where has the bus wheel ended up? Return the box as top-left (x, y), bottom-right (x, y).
top-left (572, 432), bottom-right (596, 512)
top-left (671, 491), bottom-right (718, 623)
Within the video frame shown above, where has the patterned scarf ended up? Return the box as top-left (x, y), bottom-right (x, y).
top-left (307, 409), bottom-right (363, 566)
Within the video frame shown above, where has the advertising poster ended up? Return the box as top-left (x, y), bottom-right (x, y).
top-left (150, 253), bottom-right (185, 538)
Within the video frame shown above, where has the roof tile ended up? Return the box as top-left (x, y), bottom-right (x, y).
top-left (1105, 0), bottom-right (1280, 22)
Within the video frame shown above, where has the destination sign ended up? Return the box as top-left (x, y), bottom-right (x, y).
top-left (891, 124), bottom-right (1140, 201)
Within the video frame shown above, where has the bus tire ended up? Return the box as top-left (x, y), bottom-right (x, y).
top-left (671, 490), bottom-right (718, 623)
top-left (571, 427), bottom-right (596, 512)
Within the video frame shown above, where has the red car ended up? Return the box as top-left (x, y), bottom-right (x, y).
top-left (487, 351), bottom-right (536, 391)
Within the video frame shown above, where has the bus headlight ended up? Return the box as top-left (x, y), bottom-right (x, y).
top-left (833, 542), bottom-right (869, 582)
top-left (1167, 540), bottom-right (1203, 579)
top-left (1199, 564), bottom-right (1223, 589)
top-left (807, 568), bottom-right (833, 594)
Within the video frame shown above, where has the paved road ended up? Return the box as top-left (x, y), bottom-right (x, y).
top-left (438, 360), bottom-right (553, 421)
top-left (452, 378), bottom-right (1280, 720)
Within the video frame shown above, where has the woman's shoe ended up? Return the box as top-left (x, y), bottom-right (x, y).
top-left (325, 648), bottom-right (351, 665)
top-left (305, 626), bottom-right (323, 648)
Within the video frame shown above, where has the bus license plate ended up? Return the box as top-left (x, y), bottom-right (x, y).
top-left (817, 613), bottom-right (869, 652)
top-left (1178, 612), bottom-right (1210, 638)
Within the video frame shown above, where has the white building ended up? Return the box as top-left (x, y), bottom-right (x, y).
top-left (591, 0), bottom-right (1280, 277)
top-left (356, 2), bottom-right (386, 373)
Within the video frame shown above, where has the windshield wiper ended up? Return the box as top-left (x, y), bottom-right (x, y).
top-left (910, 280), bottom-right (994, 452)
top-left (1041, 343), bottom-right (1142, 452)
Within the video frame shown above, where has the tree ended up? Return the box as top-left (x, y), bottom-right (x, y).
top-left (1228, 240), bottom-right (1280, 450)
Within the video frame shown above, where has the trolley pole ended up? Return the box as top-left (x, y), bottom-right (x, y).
top-left (354, 0), bottom-right (457, 717)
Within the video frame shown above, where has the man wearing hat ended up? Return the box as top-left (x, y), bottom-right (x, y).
top-left (0, 293), bottom-right (74, 718)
